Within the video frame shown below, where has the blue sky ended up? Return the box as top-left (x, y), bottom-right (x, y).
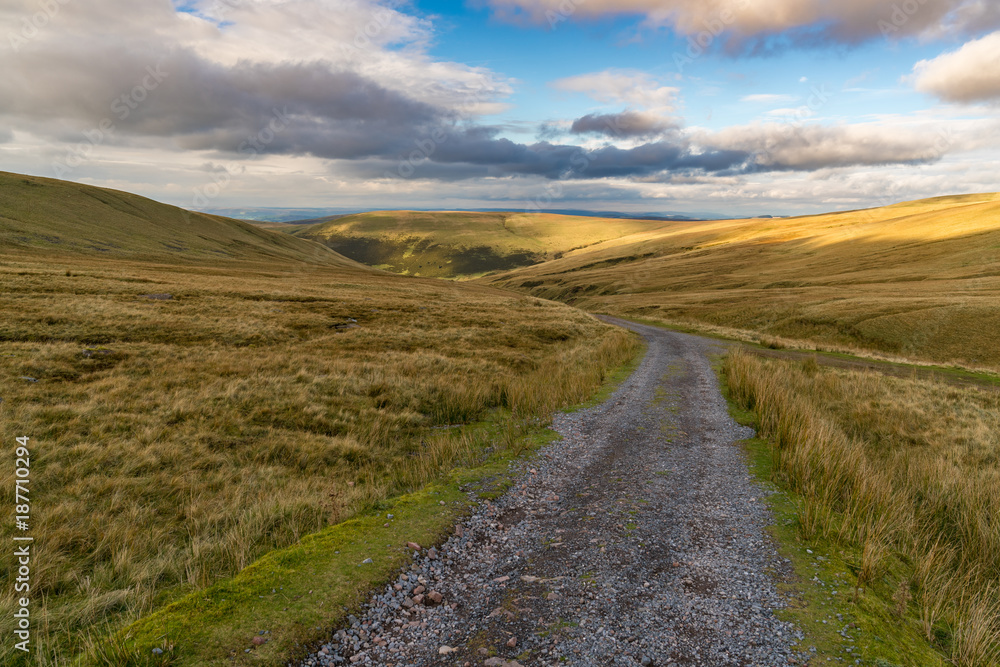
top-left (1, 0), bottom-right (998, 217)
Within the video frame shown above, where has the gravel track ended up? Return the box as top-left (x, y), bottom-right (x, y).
top-left (298, 318), bottom-right (805, 667)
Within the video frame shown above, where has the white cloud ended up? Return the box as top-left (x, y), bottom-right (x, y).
top-left (626, 154), bottom-right (1000, 215)
top-left (551, 70), bottom-right (679, 111)
top-left (911, 31), bottom-right (1000, 103)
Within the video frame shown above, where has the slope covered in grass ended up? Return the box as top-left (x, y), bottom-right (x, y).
top-left (0, 174), bottom-right (639, 665)
top-left (293, 210), bottom-right (668, 279)
top-left (488, 193), bottom-right (1000, 370)
top-left (724, 349), bottom-right (1000, 666)
top-left (0, 171), bottom-right (360, 267)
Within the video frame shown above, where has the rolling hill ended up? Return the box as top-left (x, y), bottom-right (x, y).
top-left (291, 210), bottom-right (671, 279)
top-left (0, 171), bottom-right (361, 267)
top-left (486, 193), bottom-right (1000, 370)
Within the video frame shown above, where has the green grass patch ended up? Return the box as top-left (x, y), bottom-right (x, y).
top-left (110, 441), bottom-right (514, 666)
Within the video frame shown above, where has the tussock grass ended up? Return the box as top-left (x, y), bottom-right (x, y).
top-left (724, 349), bottom-right (1000, 665)
top-left (0, 251), bottom-right (638, 664)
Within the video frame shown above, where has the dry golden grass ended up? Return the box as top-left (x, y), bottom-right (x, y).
top-left (491, 193), bottom-right (1000, 371)
top-left (724, 349), bottom-right (1000, 665)
top-left (0, 247), bottom-right (637, 664)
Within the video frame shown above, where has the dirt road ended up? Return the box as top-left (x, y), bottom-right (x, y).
top-left (302, 318), bottom-right (804, 666)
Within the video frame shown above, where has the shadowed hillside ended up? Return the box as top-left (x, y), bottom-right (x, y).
top-left (0, 171), bottom-right (361, 267)
top-left (292, 210), bottom-right (669, 279)
top-left (486, 193), bottom-right (1000, 370)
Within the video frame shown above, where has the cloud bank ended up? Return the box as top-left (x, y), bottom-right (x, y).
top-left (483, 0), bottom-right (1000, 45)
top-left (702, 123), bottom-right (957, 171)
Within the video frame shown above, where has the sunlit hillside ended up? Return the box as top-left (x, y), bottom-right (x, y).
top-left (292, 210), bottom-right (670, 279)
top-left (487, 193), bottom-right (1000, 370)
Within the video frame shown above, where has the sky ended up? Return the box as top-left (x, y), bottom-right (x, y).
top-left (1, 0), bottom-right (999, 218)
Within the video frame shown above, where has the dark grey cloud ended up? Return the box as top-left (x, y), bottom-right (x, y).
top-left (570, 111), bottom-right (677, 139)
top-left (1, 36), bottom-right (959, 183)
top-left (0, 44), bottom-right (451, 160)
top-left (366, 119), bottom-right (953, 182)
top-left (358, 127), bottom-right (751, 181)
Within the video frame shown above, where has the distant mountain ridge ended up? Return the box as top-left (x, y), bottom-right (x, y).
top-left (202, 207), bottom-right (721, 224)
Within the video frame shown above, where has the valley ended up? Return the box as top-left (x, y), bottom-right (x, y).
top-left (286, 196), bottom-right (1000, 372)
top-left (291, 210), bottom-right (670, 280)
top-left (2, 173), bottom-right (999, 666)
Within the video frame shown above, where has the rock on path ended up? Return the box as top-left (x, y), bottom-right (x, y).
top-left (298, 319), bottom-right (805, 666)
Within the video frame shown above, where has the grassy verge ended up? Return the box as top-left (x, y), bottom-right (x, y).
top-left (574, 335), bottom-right (647, 411)
top-left (90, 332), bottom-right (646, 666)
top-left (717, 350), bottom-right (1000, 667)
top-left (93, 421), bottom-right (535, 666)
top-left (631, 315), bottom-right (1000, 390)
